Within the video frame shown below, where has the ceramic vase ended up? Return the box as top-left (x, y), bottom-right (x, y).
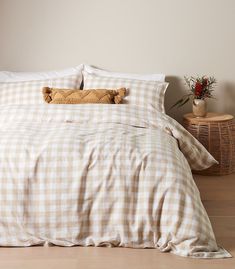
top-left (192, 99), bottom-right (207, 117)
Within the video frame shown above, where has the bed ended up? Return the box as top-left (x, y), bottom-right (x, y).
top-left (0, 65), bottom-right (231, 258)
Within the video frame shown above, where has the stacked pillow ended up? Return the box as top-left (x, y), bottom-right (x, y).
top-left (83, 64), bottom-right (165, 82)
top-left (0, 65), bottom-right (83, 104)
top-left (0, 64), bottom-right (168, 111)
top-left (0, 66), bottom-right (84, 82)
top-left (82, 65), bottom-right (168, 112)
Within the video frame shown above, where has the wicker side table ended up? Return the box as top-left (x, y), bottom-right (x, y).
top-left (183, 113), bottom-right (235, 176)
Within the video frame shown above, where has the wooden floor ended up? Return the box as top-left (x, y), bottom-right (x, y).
top-left (0, 173), bottom-right (234, 269)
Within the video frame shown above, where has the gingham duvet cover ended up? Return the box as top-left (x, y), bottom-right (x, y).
top-left (0, 104), bottom-right (231, 258)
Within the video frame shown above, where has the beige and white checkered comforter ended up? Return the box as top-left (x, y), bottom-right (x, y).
top-left (0, 104), bottom-right (231, 258)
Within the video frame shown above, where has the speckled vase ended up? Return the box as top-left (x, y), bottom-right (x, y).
top-left (192, 99), bottom-right (207, 117)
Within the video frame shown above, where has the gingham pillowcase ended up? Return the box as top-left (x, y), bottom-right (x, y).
top-left (83, 73), bottom-right (169, 112)
top-left (0, 74), bottom-right (82, 105)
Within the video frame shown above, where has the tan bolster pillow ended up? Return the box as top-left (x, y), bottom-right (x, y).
top-left (42, 87), bottom-right (126, 104)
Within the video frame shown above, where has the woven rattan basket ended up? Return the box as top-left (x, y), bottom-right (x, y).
top-left (183, 113), bottom-right (235, 176)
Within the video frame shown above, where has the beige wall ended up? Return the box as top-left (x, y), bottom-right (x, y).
top-left (0, 0), bottom-right (235, 122)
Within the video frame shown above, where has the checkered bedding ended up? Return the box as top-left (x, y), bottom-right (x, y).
top-left (0, 104), bottom-right (231, 258)
top-left (83, 72), bottom-right (168, 112)
top-left (0, 74), bottom-right (82, 105)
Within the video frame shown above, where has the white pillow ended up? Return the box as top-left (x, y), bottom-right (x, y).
top-left (83, 72), bottom-right (168, 113)
top-left (83, 64), bottom-right (165, 82)
top-left (0, 64), bottom-right (84, 82)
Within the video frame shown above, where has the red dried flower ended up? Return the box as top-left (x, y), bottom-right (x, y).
top-left (171, 75), bottom-right (216, 109)
top-left (195, 82), bottom-right (203, 96)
